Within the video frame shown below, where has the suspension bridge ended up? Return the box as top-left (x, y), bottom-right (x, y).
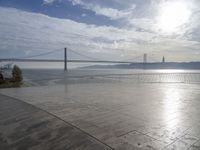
top-left (0, 47), bottom-right (159, 70)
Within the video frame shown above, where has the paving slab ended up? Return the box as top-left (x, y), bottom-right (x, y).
top-left (189, 140), bottom-right (200, 150)
top-left (0, 94), bottom-right (112, 150)
top-left (1, 82), bottom-right (200, 149)
top-left (164, 134), bottom-right (199, 150)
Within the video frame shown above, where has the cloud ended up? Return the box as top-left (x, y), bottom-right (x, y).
top-left (0, 6), bottom-right (200, 62)
top-left (43, 0), bottom-right (200, 38)
top-left (69, 0), bottom-right (136, 20)
top-left (43, 0), bottom-right (56, 5)
top-left (81, 13), bottom-right (86, 17)
top-left (0, 7), bottom-right (151, 59)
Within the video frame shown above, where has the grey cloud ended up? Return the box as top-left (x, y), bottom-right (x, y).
top-left (0, 6), bottom-right (200, 61)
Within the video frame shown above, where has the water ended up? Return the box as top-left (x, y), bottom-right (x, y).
top-left (22, 69), bottom-right (200, 86)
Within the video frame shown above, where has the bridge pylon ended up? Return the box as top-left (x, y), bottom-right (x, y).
top-left (64, 47), bottom-right (67, 71)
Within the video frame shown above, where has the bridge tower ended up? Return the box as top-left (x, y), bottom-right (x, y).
top-left (162, 56), bottom-right (165, 63)
top-left (64, 47), bottom-right (67, 71)
top-left (143, 53), bottom-right (147, 63)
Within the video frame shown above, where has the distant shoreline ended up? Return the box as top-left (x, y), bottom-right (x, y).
top-left (82, 62), bottom-right (200, 70)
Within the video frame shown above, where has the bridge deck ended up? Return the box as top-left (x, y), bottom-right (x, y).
top-left (0, 58), bottom-right (134, 63)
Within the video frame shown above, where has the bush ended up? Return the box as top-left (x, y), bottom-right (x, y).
top-left (0, 79), bottom-right (4, 84)
top-left (12, 65), bottom-right (23, 82)
top-left (0, 73), bottom-right (3, 79)
top-left (0, 73), bottom-right (4, 83)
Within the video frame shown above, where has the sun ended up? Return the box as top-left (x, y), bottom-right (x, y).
top-left (157, 1), bottom-right (191, 33)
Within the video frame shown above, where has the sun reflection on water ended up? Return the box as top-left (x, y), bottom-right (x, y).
top-left (155, 69), bottom-right (186, 73)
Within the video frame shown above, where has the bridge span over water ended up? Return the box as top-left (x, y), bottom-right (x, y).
top-left (0, 47), bottom-right (150, 70)
top-left (0, 58), bottom-right (134, 64)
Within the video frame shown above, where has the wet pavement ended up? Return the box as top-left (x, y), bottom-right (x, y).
top-left (0, 82), bottom-right (200, 149)
top-left (0, 94), bottom-right (112, 150)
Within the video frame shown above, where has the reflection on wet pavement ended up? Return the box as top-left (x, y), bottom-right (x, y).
top-left (0, 82), bottom-right (200, 149)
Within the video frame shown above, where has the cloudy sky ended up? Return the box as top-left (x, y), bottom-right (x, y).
top-left (0, 0), bottom-right (200, 63)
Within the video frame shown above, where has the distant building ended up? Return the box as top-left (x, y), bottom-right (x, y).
top-left (162, 56), bottom-right (165, 63)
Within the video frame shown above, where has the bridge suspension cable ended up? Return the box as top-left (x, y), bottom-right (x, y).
top-left (123, 54), bottom-right (145, 62)
top-left (67, 48), bottom-right (100, 61)
top-left (68, 48), bottom-right (146, 62)
top-left (1, 46), bottom-right (162, 63)
top-left (14, 48), bottom-right (63, 59)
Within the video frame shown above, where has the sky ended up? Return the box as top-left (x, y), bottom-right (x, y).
top-left (0, 0), bottom-right (200, 64)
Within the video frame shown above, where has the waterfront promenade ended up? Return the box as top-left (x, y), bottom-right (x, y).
top-left (0, 82), bottom-right (200, 149)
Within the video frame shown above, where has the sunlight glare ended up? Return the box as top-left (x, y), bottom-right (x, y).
top-left (163, 86), bottom-right (182, 128)
top-left (157, 1), bottom-right (191, 33)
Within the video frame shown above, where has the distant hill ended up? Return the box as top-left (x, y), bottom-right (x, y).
top-left (82, 62), bottom-right (200, 70)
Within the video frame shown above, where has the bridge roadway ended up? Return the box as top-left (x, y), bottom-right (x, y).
top-left (0, 59), bottom-right (134, 64)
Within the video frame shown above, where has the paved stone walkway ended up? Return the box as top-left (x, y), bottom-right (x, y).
top-left (1, 83), bottom-right (200, 149)
top-left (0, 94), bottom-right (112, 150)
